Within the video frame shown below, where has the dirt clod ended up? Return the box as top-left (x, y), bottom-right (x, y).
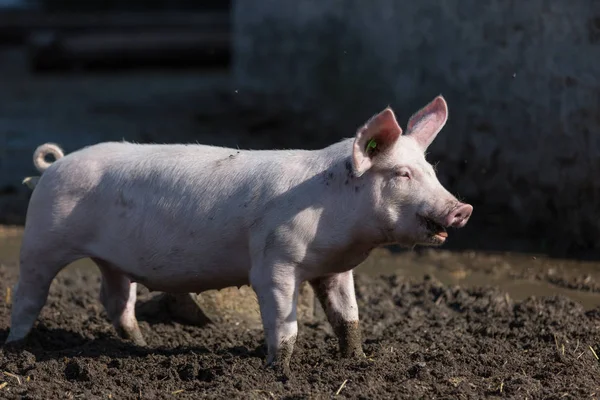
top-left (64, 359), bottom-right (93, 382)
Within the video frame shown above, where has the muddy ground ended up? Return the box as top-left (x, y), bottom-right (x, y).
top-left (0, 228), bottom-right (600, 399)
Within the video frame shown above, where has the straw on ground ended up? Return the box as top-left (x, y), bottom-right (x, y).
top-left (3, 372), bottom-right (21, 385)
top-left (335, 379), bottom-right (348, 396)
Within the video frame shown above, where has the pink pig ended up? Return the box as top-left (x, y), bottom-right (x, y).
top-left (6, 95), bottom-right (471, 375)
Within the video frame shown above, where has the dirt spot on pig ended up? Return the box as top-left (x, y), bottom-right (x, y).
top-left (214, 152), bottom-right (240, 167)
top-left (1, 265), bottom-right (599, 398)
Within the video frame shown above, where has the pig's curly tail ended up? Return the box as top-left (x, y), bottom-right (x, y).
top-left (33, 143), bottom-right (64, 173)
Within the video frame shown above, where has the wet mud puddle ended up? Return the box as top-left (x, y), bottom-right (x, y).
top-left (2, 226), bottom-right (600, 309)
top-left (357, 247), bottom-right (600, 310)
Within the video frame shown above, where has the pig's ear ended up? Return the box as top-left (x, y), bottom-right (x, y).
top-left (352, 107), bottom-right (403, 177)
top-left (406, 95), bottom-right (448, 150)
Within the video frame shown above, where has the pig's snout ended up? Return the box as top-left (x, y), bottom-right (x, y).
top-left (444, 204), bottom-right (473, 228)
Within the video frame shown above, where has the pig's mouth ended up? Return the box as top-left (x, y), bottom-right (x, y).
top-left (419, 215), bottom-right (448, 244)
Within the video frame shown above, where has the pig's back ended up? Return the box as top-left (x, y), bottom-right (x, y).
top-left (45, 141), bottom-right (317, 228)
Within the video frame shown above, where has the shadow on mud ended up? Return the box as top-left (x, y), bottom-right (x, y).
top-left (0, 327), bottom-right (266, 363)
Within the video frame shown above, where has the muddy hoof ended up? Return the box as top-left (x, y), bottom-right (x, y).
top-left (117, 326), bottom-right (147, 347)
top-left (128, 334), bottom-right (147, 347)
top-left (342, 348), bottom-right (366, 359)
top-left (266, 361), bottom-right (292, 382)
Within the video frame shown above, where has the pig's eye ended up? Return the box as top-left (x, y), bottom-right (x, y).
top-left (395, 168), bottom-right (411, 179)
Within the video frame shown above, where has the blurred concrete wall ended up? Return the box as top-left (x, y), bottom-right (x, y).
top-left (234, 0), bottom-right (600, 251)
top-left (0, 0), bottom-right (28, 7)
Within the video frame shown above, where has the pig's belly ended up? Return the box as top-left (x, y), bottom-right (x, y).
top-left (138, 269), bottom-right (251, 294)
top-left (129, 253), bottom-right (251, 293)
top-left (92, 238), bottom-right (253, 293)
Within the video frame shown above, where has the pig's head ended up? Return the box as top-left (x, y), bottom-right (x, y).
top-left (352, 95), bottom-right (472, 247)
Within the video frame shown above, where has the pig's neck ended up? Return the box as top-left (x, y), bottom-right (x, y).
top-left (315, 139), bottom-right (389, 250)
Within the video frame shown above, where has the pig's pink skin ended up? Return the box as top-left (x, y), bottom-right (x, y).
top-left (7, 95), bottom-right (471, 373)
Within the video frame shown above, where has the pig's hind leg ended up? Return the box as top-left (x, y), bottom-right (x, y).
top-left (6, 248), bottom-right (76, 344)
top-left (94, 259), bottom-right (146, 346)
top-left (310, 271), bottom-right (365, 358)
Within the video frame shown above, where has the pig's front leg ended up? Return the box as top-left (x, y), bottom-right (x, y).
top-left (250, 264), bottom-right (300, 377)
top-left (310, 271), bottom-right (365, 358)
